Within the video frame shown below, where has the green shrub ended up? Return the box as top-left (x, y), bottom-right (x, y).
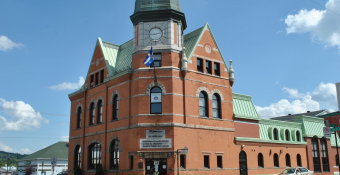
top-left (95, 164), bottom-right (103, 175)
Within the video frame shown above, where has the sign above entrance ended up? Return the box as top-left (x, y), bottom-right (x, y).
top-left (140, 139), bottom-right (172, 149)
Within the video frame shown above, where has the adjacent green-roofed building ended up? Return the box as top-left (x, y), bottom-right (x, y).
top-left (17, 142), bottom-right (68, 175)
top-left (233, 93), bottom-right (260, 120)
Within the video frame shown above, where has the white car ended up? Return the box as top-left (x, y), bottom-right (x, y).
top-left (280, 167), bottom-right (314, 175)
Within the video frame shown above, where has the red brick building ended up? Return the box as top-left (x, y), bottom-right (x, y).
top-left (67, 1), bottom-right (339, 175)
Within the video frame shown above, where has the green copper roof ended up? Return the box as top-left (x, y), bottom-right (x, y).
top-left (183, 23), bottom-right (229, 71)
top-left (134, 0), bottom-right (181, 13)
top-left (19, 142), bottom-right (68, 160)
top-left (233, 93), bottom-right (260, 120)
top-left (69, 23), bottom-right (229, 97)
top-left (294, 115), bottom-right (325, 138)
top-left (330, 132), bottom-right (340, 147)
top-left (114, 39), bottom-right (134, 75)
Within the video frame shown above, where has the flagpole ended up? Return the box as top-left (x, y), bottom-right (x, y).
top-left (151, 43), bottom-right (157, 83)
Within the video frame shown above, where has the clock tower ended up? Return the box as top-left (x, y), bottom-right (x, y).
top-left (130, 0), bottom-right (187, 56)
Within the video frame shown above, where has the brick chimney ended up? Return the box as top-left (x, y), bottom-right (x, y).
top-left (336, 82), bottom-right (340, 112)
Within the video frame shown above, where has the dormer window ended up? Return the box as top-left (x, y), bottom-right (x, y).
top-left (90, 75), bottom-right (94, 88)
top-left (95, 72), bottom-right (99, 86)
top-left (197, 58), bottom-right (203, 72)
top-left (206, 60), bottom-right (212, 74)
top-left (100, 70), bottom-right (104, 84)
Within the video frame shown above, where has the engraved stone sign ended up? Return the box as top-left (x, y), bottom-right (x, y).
top-left (140, 130), bottom-right (172, 149)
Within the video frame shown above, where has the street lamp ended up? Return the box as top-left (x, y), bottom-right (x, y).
top-left (177, 147), bottom-right (188, 175)
top-left (114, 138), bottom-right (120, 175)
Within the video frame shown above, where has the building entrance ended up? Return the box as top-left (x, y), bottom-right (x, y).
top-left (145, 159), bottom-right (167, 175)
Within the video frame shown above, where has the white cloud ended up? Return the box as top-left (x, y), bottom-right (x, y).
top-left (61, 136), bottom-right (69, 141)
top-left (49, 77), bottom-right (85, 91)
top-left (0, 35), bottom-right (24, 51)
top-left (0, 142), bottom-right (13, 152)
top-left (0, 98), bottom-right (49, 131)
top-left (285, 0), bottom-right (340, 49)
top-left (311, 82), bottom-right (337, 107)
top-left (256, 82), bottom-right (337, 118)
top-left (19, 148), bottom-right (32, 154)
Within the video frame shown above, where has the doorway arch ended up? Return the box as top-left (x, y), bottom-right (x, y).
top-left (239, 151), bottom-right (248, 175)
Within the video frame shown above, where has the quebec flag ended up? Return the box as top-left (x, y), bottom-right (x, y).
top-left (143, 47), bottom-right (154, 67)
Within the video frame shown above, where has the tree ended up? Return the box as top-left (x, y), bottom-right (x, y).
top-left (74, 166), bottom-right (82, 175)
top-left (25, 165), bottom-right (34, 175)
top-left (95, 164), bottom-right (103, 175)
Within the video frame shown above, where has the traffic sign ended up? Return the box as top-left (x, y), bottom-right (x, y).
top-left (182, 147), bottom-right (188, 155)
top-left (331, 127), bottom-right (340, 132)
top-left (324, 127), bottom-right (331, 137)
top-left (331, 124), bottom-right (338, 128)
top-left (51, 158), bottom-right (57, 165)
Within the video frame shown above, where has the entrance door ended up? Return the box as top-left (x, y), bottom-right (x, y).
top-left (145, 159), bottom-right (167, 175)
top-left (239, 151), bottom-right (248, 175)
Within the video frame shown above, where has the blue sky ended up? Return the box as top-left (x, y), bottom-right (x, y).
top-left (0, 0), bottom-right (339, 154)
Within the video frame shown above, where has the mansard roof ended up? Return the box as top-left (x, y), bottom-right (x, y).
top-left (69, 23), bottom-right (229, 97)
top-left (232, 93), bottom-right (260, 120)
top-left (134, 0), bottom-right (182, 13)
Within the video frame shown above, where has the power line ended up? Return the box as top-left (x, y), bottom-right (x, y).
top-left (0, 106), bottom-right (69, 117)
top-left (0, 131), bottom-right (67, 136)
top-left (309, 0), bottom-right (340, 17)
top-left (0, 137), bottom-right (68, 140)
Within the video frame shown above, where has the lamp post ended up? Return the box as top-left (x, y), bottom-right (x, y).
top-left (114, 138), bottom-right (120, 175)
top-left (176, 147), bottom-right (188, 175)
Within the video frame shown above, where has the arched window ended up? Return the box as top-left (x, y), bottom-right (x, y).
top-left (150, 87), bottom-right (162, 114)
top-left (336, 154), bottom-right (339, 166)
top-left (97, 100), bottom-right (103, 123)
top-left (258, 153), bottom-right (264, 168)
top-left (110, 140), bottom-right (119, 169)
top-left (89, 103), bottom-right (95, 125)
top-left (112, 95), bottom-right (119, 120)
top-left (296, 131), bottom-right (301, 142)
top-left (89, 143), bottom-right (101, 169)
top-left (273, 153), bottom-right (279, 167)
top-left (77, 107), bottom-right (82, 128)
top-left (74, 145), bottom-right (81, 169)
top-left (312, 136), bottom-right (321, 172)
top-left (239, 151), bottom-right (247, 175)
top-left (285, 130), bottom-right (290, 141)
top-left (273, 128), bottom-right (278, 140)
top-left (286, 154), bottom-right (291, 167)
top-left (199, 92), bottom-right (208, 117)
top-left (321, 138), bottom-right (330, 172)
top-left (212, 94), bottom-right (221, 119)
top-left (297, 154), bottom-right (302, 167)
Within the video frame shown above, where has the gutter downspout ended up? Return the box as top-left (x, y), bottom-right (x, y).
top-left (104, 83), bottom-right (108, 171)
top-left (82, 90), bottom-right (87, 172)
top-left (181, 47), bottom-right (188, 124)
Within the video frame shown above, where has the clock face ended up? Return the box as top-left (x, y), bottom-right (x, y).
top-left (149, 28), bottom-right (163, 41)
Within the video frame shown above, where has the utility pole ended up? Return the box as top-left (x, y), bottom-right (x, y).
top-left (7, 154), bottom-right (9, 175)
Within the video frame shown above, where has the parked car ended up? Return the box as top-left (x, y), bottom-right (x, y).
top-left (280, 167), bottom-right (314, 175)
top-left (57, 171), bottom-right (67, 175)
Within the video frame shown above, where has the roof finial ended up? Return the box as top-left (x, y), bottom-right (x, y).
top-left (181, 47), bottom-right (188, 71)
top-left (229, 59), bottom-right (235, 82)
